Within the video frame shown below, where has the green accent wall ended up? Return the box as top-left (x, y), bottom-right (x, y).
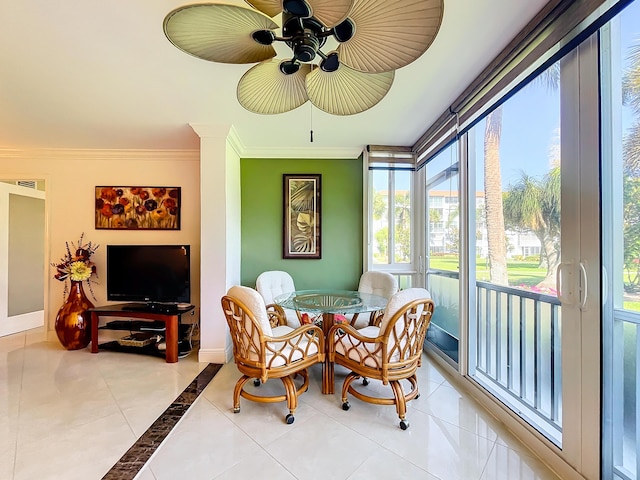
top-left (241, 157), bottom-right (363, 290)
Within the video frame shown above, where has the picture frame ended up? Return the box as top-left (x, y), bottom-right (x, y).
top-left (283, 174), bottom-right (321, 259)
top-left (95, 186), bottom-right (181, 230)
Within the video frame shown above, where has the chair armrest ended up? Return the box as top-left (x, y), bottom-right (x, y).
top-left (327, 323), bottom-right (383, 360)
top-left (264, 324), bottom-right (325, 365)
top-left (265, 303), bottom-right (287, 327)
top-left (328, 322), bottom-right (379, 340)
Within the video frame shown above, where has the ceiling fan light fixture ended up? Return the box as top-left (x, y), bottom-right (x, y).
top-left (292, 34), bottom-right (320, 62)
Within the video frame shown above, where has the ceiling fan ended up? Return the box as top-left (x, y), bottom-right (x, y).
top-left (163, 0), bottom-right (444, 116)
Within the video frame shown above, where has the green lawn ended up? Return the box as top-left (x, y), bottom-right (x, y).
top-left (429, 255), bottom-right (546, 286)
top-left (430, 256), bottom-right (640, 311)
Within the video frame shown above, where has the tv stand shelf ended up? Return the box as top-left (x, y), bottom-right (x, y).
top-left (89, 303), bottom-right (195, 363)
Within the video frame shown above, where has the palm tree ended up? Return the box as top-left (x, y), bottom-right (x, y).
top-left (622, 41), bottom-right (640, 287)
top-left (503, 168), bottom-right (561, 288)
top-left (482, 62), bottom-right (560, 287)
top-left (623, 43), bottom-right (640, 175)
top-left (394, 191), bottom-right (412, 262)
top-left (483, 107), bottom-right (508, 285)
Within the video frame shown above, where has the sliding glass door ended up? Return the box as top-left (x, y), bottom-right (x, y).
top-left (464, 36), bottom-right (601, 477)
top-left (602, 2), bottom-right (640, 478)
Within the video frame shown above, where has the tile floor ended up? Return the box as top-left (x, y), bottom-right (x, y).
top-left (1, 328), bottom-right (562, 480)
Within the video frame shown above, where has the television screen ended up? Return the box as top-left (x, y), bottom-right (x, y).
top-left (107, 245), bottom-right (190, 304)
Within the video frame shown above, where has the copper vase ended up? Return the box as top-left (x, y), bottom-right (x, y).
top-left (55, 281), bottom-right (95, 350)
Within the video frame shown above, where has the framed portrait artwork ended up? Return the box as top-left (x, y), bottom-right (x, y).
top-left (283, 174), bottom-right (321, 259)
top-left (95, 186), bottom-right (181, 230)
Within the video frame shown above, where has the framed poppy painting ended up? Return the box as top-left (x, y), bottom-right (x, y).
top-left (95, 186), bottom-right (181, 230)
top-left (283, 174), bottom-right (321, 259)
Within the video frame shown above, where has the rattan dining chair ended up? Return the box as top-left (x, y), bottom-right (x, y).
top-left (221, 285), bottom-right (325, 424)
top-left (328, 288), bottom-right (434, 430)
top-left (349, 270), bottom-right (399, 327)
top-left (256, 270), bottom-right (303, 327)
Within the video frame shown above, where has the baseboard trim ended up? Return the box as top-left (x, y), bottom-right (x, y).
top-left (197, 348), bottom-right (227, 364)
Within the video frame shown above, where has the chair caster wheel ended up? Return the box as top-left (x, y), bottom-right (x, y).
top-left (253, 379), bottom-right (261, 387)
top-left (233, 407), bottom-right (240, 414)
top-left (285, 414), bottom-right (295, 424)
top-left (342, 401), bottom-right (350, 411)
top-left (415, 393), bottom-right (420, 399)
top-left (400, 420), bottom-right (409, 430)
top-left (362, 378), bottom-right (369, 386)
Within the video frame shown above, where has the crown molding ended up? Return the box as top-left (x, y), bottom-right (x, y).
top-left (0, 148), bottom-right (199, 161)
top-left (238, 145), bottom-right (363, 159)
top-left (226, 125), bottom-right (244, 157)
top-left (0, 139), bottom-right (363, 161)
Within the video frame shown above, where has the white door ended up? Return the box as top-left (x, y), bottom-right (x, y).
top-left (0, 181), bottom-right (46, 337)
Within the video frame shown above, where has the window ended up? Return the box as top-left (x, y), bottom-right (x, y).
top-left (601, 2), bottom-right (640, 477)
top-left (370, 168), bottom-right (412, 265)
top-left (423, 141), bottom-right (460, 363)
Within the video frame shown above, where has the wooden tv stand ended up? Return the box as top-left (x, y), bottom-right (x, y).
top-left (89, 303), bottom-right (195, 363)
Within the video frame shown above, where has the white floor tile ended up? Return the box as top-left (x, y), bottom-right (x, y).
top-left (1, 330), bottom-right (570, 480)
top-left (480, 443), bottom-right (561, 480)
top-left (381, 409), bottom-right (496, 480)
top-left (347, 447), bottom-right (439, 479)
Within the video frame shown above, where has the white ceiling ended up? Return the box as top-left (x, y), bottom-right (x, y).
top-left (0, 1), bottom-right (548, 158)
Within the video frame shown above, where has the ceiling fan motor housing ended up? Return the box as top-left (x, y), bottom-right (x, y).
top-left (282, 14), bottom-right (326, 63)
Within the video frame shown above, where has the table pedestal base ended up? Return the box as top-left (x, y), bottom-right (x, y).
top-left (321, 312), bottom-right (335, 394)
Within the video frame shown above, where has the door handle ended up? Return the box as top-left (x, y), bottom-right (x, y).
top-left (579, 261), bottom-right (588, 310)
top-left (556, 261), bottom-right (575, 306)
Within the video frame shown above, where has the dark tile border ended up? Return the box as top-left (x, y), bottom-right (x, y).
top-left (102, 363), bottom-right (222, 480)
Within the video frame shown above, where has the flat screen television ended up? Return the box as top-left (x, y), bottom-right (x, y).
top-left (107, 245), bottom-right (190, 305)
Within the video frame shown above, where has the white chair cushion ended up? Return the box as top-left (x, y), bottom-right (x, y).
top-left (379, 288), bottom-right (430, 332)
top-left (256, 271), bottom-right (300, 327)
top-left (334, 325), bottom-right (381, 368)
top-left (267, 325), bottom-right (319, 367)
top-left (227, 285), bottom-right (273, 336)
top-left (345, 271), bottom-right (399, 328)
top-left (256, 271), bottom-right (296, 304)
top-left (272, 325), bottom-right (294, 336)
top-left (358, 271), bottom-right (399, 299)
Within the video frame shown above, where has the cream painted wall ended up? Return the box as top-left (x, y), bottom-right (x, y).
top-left (190, 124), bottom-right (241, 364)
top-left (0, 149), bottom-right (201, 338)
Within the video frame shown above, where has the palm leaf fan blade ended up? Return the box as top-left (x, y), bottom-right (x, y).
top-left (164, 4), bottom-right (278, 64)
top-left (238, 60), bottom-right (311, 114)
top-left (337, 0), bottom-right (444, 73)
top-left (306, 64), bottom-right (393, 115)
top-left (244, 0), bottom-right (282, 18)
top-left (306, 0), bottom-right (354, 27)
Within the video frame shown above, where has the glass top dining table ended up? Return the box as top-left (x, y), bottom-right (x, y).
top-left (273, 289), bottom-right (388, 395)
top-left (273, 289), bottom-right (388, 315)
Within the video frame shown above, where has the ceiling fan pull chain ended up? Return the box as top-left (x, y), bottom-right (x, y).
top-left (310, 104), bottom-right (314, 143)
